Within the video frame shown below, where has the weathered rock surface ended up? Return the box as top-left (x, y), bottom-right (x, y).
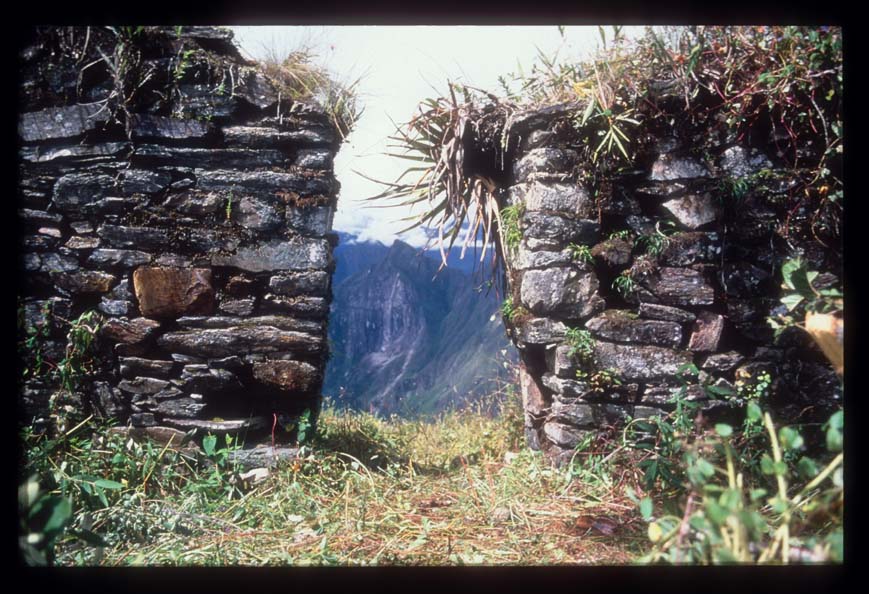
top-left (52, 270), bottom-right (117, 294)
top-left (520, 364), bottom-right (549, 417)
top-left (87, 249), bottom-right (153, 269)
top-left (98, 225), bottom-right (171, 250)
top-left (64, 236), bottom-right (100, 251)
top-left (658, 232), bottom-right (720, 267)
top-left (18, 27), bottom-right (340, 441)
top-left (286, 206), bottom-right (335, 236)
top-left (512, 148), bottom-right (578, 183)
top-left (218, 298), bottom-right (255, 316)
top-left (119, 357), bottom-right (176, 379)
top-left (719, 146), bottom-right (772, 178)
top-left (591, 238), bottom-right (632, 268)
top-left (211, 239), bottom-right (331, 273)
top-left (688, 312), bottom-right (725, 352)
top-left (543, 421), bottom-right (590, 448)
top-left (162, 191), bottom-right (224, 215)
top-left (650, 154), bottom-right (710, 180)
top-left (545, 344), bottom-right (581, 379)
top-left (593, 341), bottom-right (692, 381)
top-left (228, 446), bottom-right (301, 470)
top-left (548, 401), bottom-right (596, 427)
top-left (522, 212), bottom-right (600, 251)
top-left (585, 310), bottom-right (682, 347)
top-left (642, 267), bottom-right (715, 306)
top-left (130, 114), bottom-right (214, 140)
top-left (261, 295), bottom-right (330, 318)
top-left (542, 374), bottom-right (590, 400)
top-left (252, 360), bottom-right (319, 392)
top-left (121, 169), bottom-right (172, 195)
top-left (269, 271), bottom-right (330, 297)
top-left (222, 125), bottom-right (335, 149)
top-left (52, 173), bottom-right (116, 211)
top-left (516, 317), bottom-right (568, 345)
top-left (134, 144), bottom-right (289, 170)
top-left (19, 104), bottom-right (110, 142)
top-left (232, 197), bottom-right (282, 231)
top-left (515, 247), bottom-right (574, 270)
top-left (133, 267), bottom-right (215, 318)
top-left (195, 169), bottom-right (338, 198)
top-left (511, 181), bottom-right (594, 216)
top-left (662, 194), bottom-right (720, 229)
top-left (157, 326), bottom-right (323, 357)
top-left (520, 267), bottom-right (605, 320)
top-left (118, 377), bottom-right (171, 394)
top-left (701, 351), bottom-right (744, 372)
top-left (638, 302), bottom-right (696, 323)
top-left (178, 365), bottom-right (243, 393)
top-left (176, 315), bottom-right (323, 334)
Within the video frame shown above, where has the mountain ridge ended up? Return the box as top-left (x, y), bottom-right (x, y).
top-left (324, 233), bottom-right (515, 416)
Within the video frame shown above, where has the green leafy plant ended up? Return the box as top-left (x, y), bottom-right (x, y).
top-left (768, 258), bottom-right (842, 335)
top-left (623, 364), bottom-right (705, 492)
top-left (632, 408), bottom-right (843, 564)
top-left (191, 433), bottom-right (243, 501)
top-left (718, 176), bottom-right (751, 201)
top-left (575, 100), bottom-right (640, 163)
top-left (281, 409), bottom-right (315, 445)
top-left (587, 368), bottom-right (623, 394)
top-left (499, 204), bottom-right (524, 258)
top-left (635, 233), bottom-right (668, 257)
top-left (565, 327), bottom-right (595, 364)
top-left (57, 310), bottom-right (102, 393)
top-left (608, 229), bottom-right (634, 241)
top-left (225, 193), bottom-right (233, 222)
top-left (19, 475), bottom-right (73, 566)
top-left (172, 47), bottom-right (196, 82)
top-left (612, 270), bottom-right (637, 298)
top-left (635, 221), bottom-right (676, 257)
top-left (501, 297), bottom-right (517, 323)
top-left (568, 242), bottom-right (594, 265)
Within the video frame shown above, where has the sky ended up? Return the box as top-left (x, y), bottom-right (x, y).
top-left (230, 26), bottom-right (645, 246)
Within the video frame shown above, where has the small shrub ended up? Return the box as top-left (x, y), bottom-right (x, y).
top-left (565, 327), bottom-right (595, 364)
top-left (630, 408), bottom-right (843, 564)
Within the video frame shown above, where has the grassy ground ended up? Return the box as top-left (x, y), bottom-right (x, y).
top-left (20, 386), bottom-right (842, 566)
top-left (22, 393), bottom-right (651, 566)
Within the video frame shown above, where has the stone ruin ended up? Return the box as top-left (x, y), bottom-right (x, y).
top-left (17, 27), bottom-right (843, 463)
top-left (18, 26), bottom-right (341, 444)
top-left (500, 104), bottom-right (843, 463)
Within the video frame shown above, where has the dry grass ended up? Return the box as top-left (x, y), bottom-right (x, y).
top-left (45, 400), bottom-right (649, 566)
top-left (258, 46), bottom-right (363, 142)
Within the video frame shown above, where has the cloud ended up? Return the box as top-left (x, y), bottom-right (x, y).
top-left (229, 26), bottom-right (642, 249)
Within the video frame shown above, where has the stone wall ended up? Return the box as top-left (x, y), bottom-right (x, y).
top-left (501, 104), bottom-right (842, 463)
top-left (18, 27), bottom-right (341, 443)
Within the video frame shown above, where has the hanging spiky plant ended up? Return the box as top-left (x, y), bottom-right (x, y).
top-left (359, 83), bottom-right (512, 275)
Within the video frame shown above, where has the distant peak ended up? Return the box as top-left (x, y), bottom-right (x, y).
top-left (386, 239), bottom-right (425, 265)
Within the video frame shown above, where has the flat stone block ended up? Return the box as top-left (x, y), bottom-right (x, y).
top-left (133, 266), bottom-right (215, 319)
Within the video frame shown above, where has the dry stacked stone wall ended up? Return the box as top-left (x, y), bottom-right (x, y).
top-left (18, 27), bottom-right (341, 443)
top-left (502, 105), bottom-right (842, 464)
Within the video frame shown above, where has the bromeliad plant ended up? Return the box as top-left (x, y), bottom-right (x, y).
top-left (361, 83), bottom-right (514, 274)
